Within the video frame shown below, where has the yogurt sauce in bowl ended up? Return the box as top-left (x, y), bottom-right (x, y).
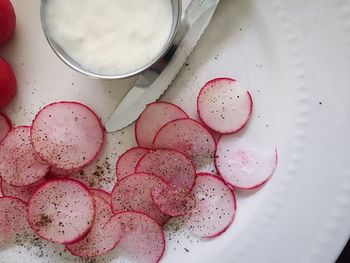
top-left (42, 0), bottom-right (175, 77)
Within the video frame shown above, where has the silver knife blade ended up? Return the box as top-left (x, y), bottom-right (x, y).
top-left (105, 0), bottom-right (220, 132)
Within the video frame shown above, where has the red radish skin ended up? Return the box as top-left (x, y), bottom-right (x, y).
top-left (135, 101), bottom-right (189, 148)
top-left (90, 188), bottom-right (111, 205)
top-left (0, 112), bottom-right (11, 142)
top-left (0, 126), bottom-right (50, 186)
top-left (215, 134), bottom-right (278, 190)
top-left (197, 78), bottom-right (253, 134)
top-left (31, 102), bottom-right (105, 171)
top-left (1, 177), bottom-right (47, 202)
top-left (135, 148), bottom-right (196, 190)
top-left (111, 173), bottom-right (169, 225)
top-left (0, 0), bottom-right (16, 45)
top-left (0, 58), bottom-right (16, 109)
top-left (185, 173), bottom-right (236, 238)
top-left (28, 179), bottom-right (95, 244)
top-left (0, 83), bottom-right (273, 257)
top-left (153, 118), bottom-right (216, 170)
top-left (66, 195), bottom-right (117, 258)
top-left (116, 147), bottom-right (149, 181)
top-left (103, 211), bottom-right (165, 263)
top-left (151, 185), bottom-right (192, 217)
top-left (0, 196), bottom-right (30, 246)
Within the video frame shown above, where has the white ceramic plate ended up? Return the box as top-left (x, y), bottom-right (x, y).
top-left (1, 0), bottom-right (350, 262)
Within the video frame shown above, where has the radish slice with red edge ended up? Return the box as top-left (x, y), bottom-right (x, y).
top-left (185, 173), bottom-right (236, 238)
top-left (111, 173), bottom-right (169, 225)
top-left (103, 211), bottom-right (165, 263)
top-left (153, 118), bottom-right (216, 170)
top-left (0, 196), bottom-right (30, 246)
top-left (1, 177), bottom-right (47, 202)
top-left (28, 179), bottom-right (95, 244)
top-left (197, 78), bottom-right (253, 134)
top-left (31, 101), bottom-right (105, 170)
top-left (215, 134), bottom-right (278, 189)
top-left (66, 195), bottom-right (116, 258)
top-left (90, 188), bottom-right (111, 205)
top-left (135, 148), bottom-right (196, 190)
top-left (151, 185), bottom-right (192, 217)
top-left (0, 112), bottom-right (11, 142)
top-left (0, 126), bottom-right (50, 186)
top-left (50, 166), bottom-right (81, 177)
top-left (135, 101), bottom-right (188, 148)
top-left (116, 147), bottom-right (149, 181)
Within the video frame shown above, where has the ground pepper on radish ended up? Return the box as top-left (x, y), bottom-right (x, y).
top-left (0, 75), bottom-right (278, 261)
top-left (116, 147), bottom-right (149, 181)
top-left (0, 126), bottom-right (50, 186)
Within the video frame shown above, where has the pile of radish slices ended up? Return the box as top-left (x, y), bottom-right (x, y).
top-left (0, 78), bottom-right (277, 262)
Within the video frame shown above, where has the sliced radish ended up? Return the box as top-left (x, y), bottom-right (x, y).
top-left (185, 173), bottom-right (236, 238)
top-left (28, 179), bottom-right (95, 244)
top-left (103, 211), bottom-right (165, 263)
top-left (1, 177), bottom-right (47, 202)
top-left (0, 126), bottom-right (50, 186)
top-left (215, 134), bottom-right (278, 189)
top-left (116, 147), bottom-right (149, 181)
top-left (151, 185), bottom-right (192, 217)
top-left (90, 188), bottom-right (111, 205)
top-left (153, 119), bottom-right (216, 170)
top-left (0, 196), bottom-right (30, 246)
top-left (0, 112), bottom-right (11, 142)
top-left (50, 166), bottom-right (81, 177)
top-left (111, 173), bottom-right (169, 225)
top-left (197, 78), bottom-right (253, 134)
top-left (66, 195), bottom-right (116, 258)
top-left (135, 148), bottom-right (196, 190)
top-left (135, 101), bottom-right (188, 148)
top-left (31, 101), bottom-right (105, 170)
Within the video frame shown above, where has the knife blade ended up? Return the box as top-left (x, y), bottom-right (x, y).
top-left (105, 0), bottom-right (220, 132)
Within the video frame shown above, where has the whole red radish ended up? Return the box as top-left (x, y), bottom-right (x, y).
top-left (0, 0), bottom-right (16, 45)
top-left (0, 57), bottom-right (16, 109)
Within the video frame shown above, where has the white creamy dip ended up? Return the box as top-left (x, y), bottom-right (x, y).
top-left (45, 0), bottom-right (173, 75)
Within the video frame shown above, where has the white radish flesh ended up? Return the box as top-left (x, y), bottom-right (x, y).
top-left (197, 78), bottom-right (253, 134)
top-left (28, 179), bottom-right (95, 244)
top-left (135, 148), bottom-right (196, 190)
top-left (111, 173), bottom-right (169, 225)
top-left (1, 178), bottom-right (47, 202)
top-left (103, 211), bottom-right (165, 263)
top-left (185, 173), bottom-right (236, 238)
top-left (153, 119), bottom-right (216, 170)
top-left (116, 147), bottom-right (149, 181)
top-left (66, 195), bottom-right (116, 258)
top-left (215, 134), bottom-right (278, 189)
top-left (151, 185), bottom-right (192, 217)
top-left (31, 101), bottom-right (104, 170)
top-left (0, 196), bottom-right (30, 246)
top-left (135, 101), bottom-right (188, 148)
top-left (0, 126), bottom-right (50, 186)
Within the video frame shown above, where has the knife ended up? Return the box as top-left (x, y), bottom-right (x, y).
top-left (105, 0), bottom-right (220, 132)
